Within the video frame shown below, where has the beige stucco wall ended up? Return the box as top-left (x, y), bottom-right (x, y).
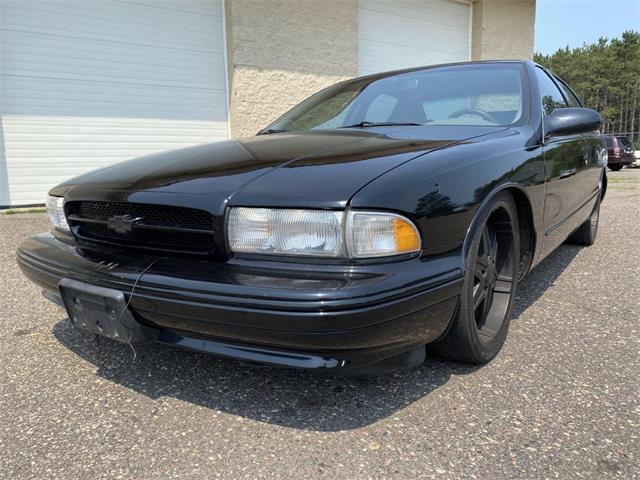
top-left (226, 0), bottom-right (358, 137)
top-left (471, 0), bottom-right (536, 61)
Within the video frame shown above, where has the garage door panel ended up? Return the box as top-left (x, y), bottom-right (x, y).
top-left (2, 95), bottom-right (227, 121)
top-left (4, 63), bottom-right (223, 91)
top-left (1, 0), bottom-right (229, 206)
top-left (3, 1), bottom-right (223, 51)
top-left (359, 41), bottom-right (467, 75)
top-left (3, 116), bottom-right (227, 205)
top-left (3, 41), bottom-right (225, 80)
top-left (2, 79), bottom-right (228, 120)
top-left (2, 77), bottom-right (226, 103)
top-left (5, 31), bottom-right (224, 67)
top-left (3, 33), bottom-right (225, 90)
top-left (360, 39), bottom-right (468, 63)
top-left (358, 0), bottom-right (471, 76)
top-left (360, 0), bottom-right (470, 26)
top-left (359, 9), bottom-right (470, 43)
top-left (123, 0), bottom-right (221, 16)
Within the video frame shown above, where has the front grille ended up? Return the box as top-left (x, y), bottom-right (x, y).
top-left (65, 201), bottom-right (216, 255)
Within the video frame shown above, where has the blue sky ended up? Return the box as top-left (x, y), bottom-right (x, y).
top-left (535, 0), bottom-right (640, 55)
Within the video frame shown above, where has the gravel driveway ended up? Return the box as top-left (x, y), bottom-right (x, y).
top-left (1, 169), bottom-right (638, 479)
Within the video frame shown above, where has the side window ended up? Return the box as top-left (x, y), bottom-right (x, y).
top-left (535, 68), bottom-right (568, 115)
top-left (554, 77), bottom-right (582, 107)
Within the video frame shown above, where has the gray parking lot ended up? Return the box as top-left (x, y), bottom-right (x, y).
top-left (1, 169), bottom-right (639, 479)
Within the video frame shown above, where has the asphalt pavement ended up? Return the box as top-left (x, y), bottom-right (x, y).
top-left (1, 168), bottom-right (638, 479)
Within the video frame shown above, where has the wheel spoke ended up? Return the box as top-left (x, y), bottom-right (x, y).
top-left (494, 274), bottom-right (513, 294)
top-left (480, 225), bottom-right (491, 255)
top-left (489, 230), bottom-right (499, 261)
top-left (481, 285), bottom-right (494, 318)
top-left (476, 255), bottom-right (490, 270)
top-left (473, 285), bottom-right (487, 311)
top-left (493, 285), bottom-right (512, 294)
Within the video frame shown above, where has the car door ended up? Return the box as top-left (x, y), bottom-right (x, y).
top-left (553, 74), bottom-right (603, 200)
top-left (536, 67), bottom-right (586, 256)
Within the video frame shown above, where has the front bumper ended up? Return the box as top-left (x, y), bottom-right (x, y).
top-left (17, 234), bottom-right (463, 371)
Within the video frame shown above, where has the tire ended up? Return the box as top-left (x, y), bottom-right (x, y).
top-left (429, 191), bottom-right (520, 364)
top-left (567, 198), bottom-right (600, 246)
top-left (609, 164), bottom-right (623, 171)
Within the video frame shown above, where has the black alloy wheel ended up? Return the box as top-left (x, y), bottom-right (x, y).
top-left (430, 191), bottom-right (520, 364)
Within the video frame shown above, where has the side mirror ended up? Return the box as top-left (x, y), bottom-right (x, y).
top-left (544, 108), bottom-right (602, 138)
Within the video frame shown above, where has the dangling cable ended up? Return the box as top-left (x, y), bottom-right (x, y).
top-left (114, 256), bottom-right (167, 362)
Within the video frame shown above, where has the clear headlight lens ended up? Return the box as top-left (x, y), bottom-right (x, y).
top-left (228, 208), bottom-right (420, 259)
top-left (46, 195), bottom-right (70, 232)
top-left (228, 208), bottom-right (344, 257)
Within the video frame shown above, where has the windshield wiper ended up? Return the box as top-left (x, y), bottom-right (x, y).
top-left (338, 121), bottom-right (424, 129)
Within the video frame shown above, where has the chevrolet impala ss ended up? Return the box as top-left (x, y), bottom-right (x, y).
top-left (17, 61), bottom-right (607, 373)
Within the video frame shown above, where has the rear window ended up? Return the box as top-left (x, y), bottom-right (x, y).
top-left (617, 137), bottom-right (632, 148)
top-left (605, 137), bottom-right (614, 147)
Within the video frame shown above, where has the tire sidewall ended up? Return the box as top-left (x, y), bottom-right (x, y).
top-left (589, 198), bottom-right (601, 242)
top-left (456, 191), bottom-right (521, 362)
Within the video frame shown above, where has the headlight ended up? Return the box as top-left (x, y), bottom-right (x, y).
top-left (228, 208), bottom-right (420, 259)
top-left (228, 208), bottom-right (344, 257)
top-left (46, 195), bottom-right (70, 232)
top-left (346, 211), bottom-right (421, 258)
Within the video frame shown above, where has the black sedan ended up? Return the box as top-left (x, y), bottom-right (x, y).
top-left (17, 60), bottom-right (606, 374)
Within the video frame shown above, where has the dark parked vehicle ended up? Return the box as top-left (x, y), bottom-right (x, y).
top-left (17, 61), bottom-right (606, 373)
top-left (604, 135), bottom-right (635, 170)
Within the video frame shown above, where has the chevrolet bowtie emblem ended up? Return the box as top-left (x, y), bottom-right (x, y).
top-left (106, 215), bottom-right (143, 234)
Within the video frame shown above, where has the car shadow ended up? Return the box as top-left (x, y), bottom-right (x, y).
top-left (50, 244), bottom-right (581, 432)
top-left (512, 243), bottom-right (581, 319)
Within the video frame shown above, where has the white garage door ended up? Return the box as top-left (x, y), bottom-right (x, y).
top-left (0, 0), bottom-right (229, 207)
top-left (358, 0), bottom-right (472, 76)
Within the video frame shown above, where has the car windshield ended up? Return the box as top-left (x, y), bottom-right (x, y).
top-left (265, 64), bottom-right (526, 133)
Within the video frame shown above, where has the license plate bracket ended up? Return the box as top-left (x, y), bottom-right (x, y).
top-left (59, 278), bottom-right (158, 344)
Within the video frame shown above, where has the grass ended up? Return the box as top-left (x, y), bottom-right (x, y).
top-left (607, 176), bottom-right (636, 183)
top-left (2, 207), bottom-right (47, 215)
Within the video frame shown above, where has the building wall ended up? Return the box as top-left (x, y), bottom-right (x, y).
top-left (471, 0), bottom-right (536, 61)
top-left (226, 0), bottom-right (358, 137)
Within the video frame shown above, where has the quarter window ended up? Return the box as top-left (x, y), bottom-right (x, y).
top-left (535, 68), bottom-right (568, 115)
top-left (554, 77), bottom-right (582, 107)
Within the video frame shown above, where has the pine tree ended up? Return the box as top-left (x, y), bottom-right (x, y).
top-left (534, 31), bottom-right (640, 147)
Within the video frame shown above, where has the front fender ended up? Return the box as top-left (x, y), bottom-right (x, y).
top-left (349, 127), bottom-right (546, 264)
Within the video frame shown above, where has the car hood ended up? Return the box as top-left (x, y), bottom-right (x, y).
top-left (57, 126), bottom-right (505, 214)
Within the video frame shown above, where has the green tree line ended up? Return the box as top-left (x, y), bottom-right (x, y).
top-left (535, 31), bottom-right (640, 146)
